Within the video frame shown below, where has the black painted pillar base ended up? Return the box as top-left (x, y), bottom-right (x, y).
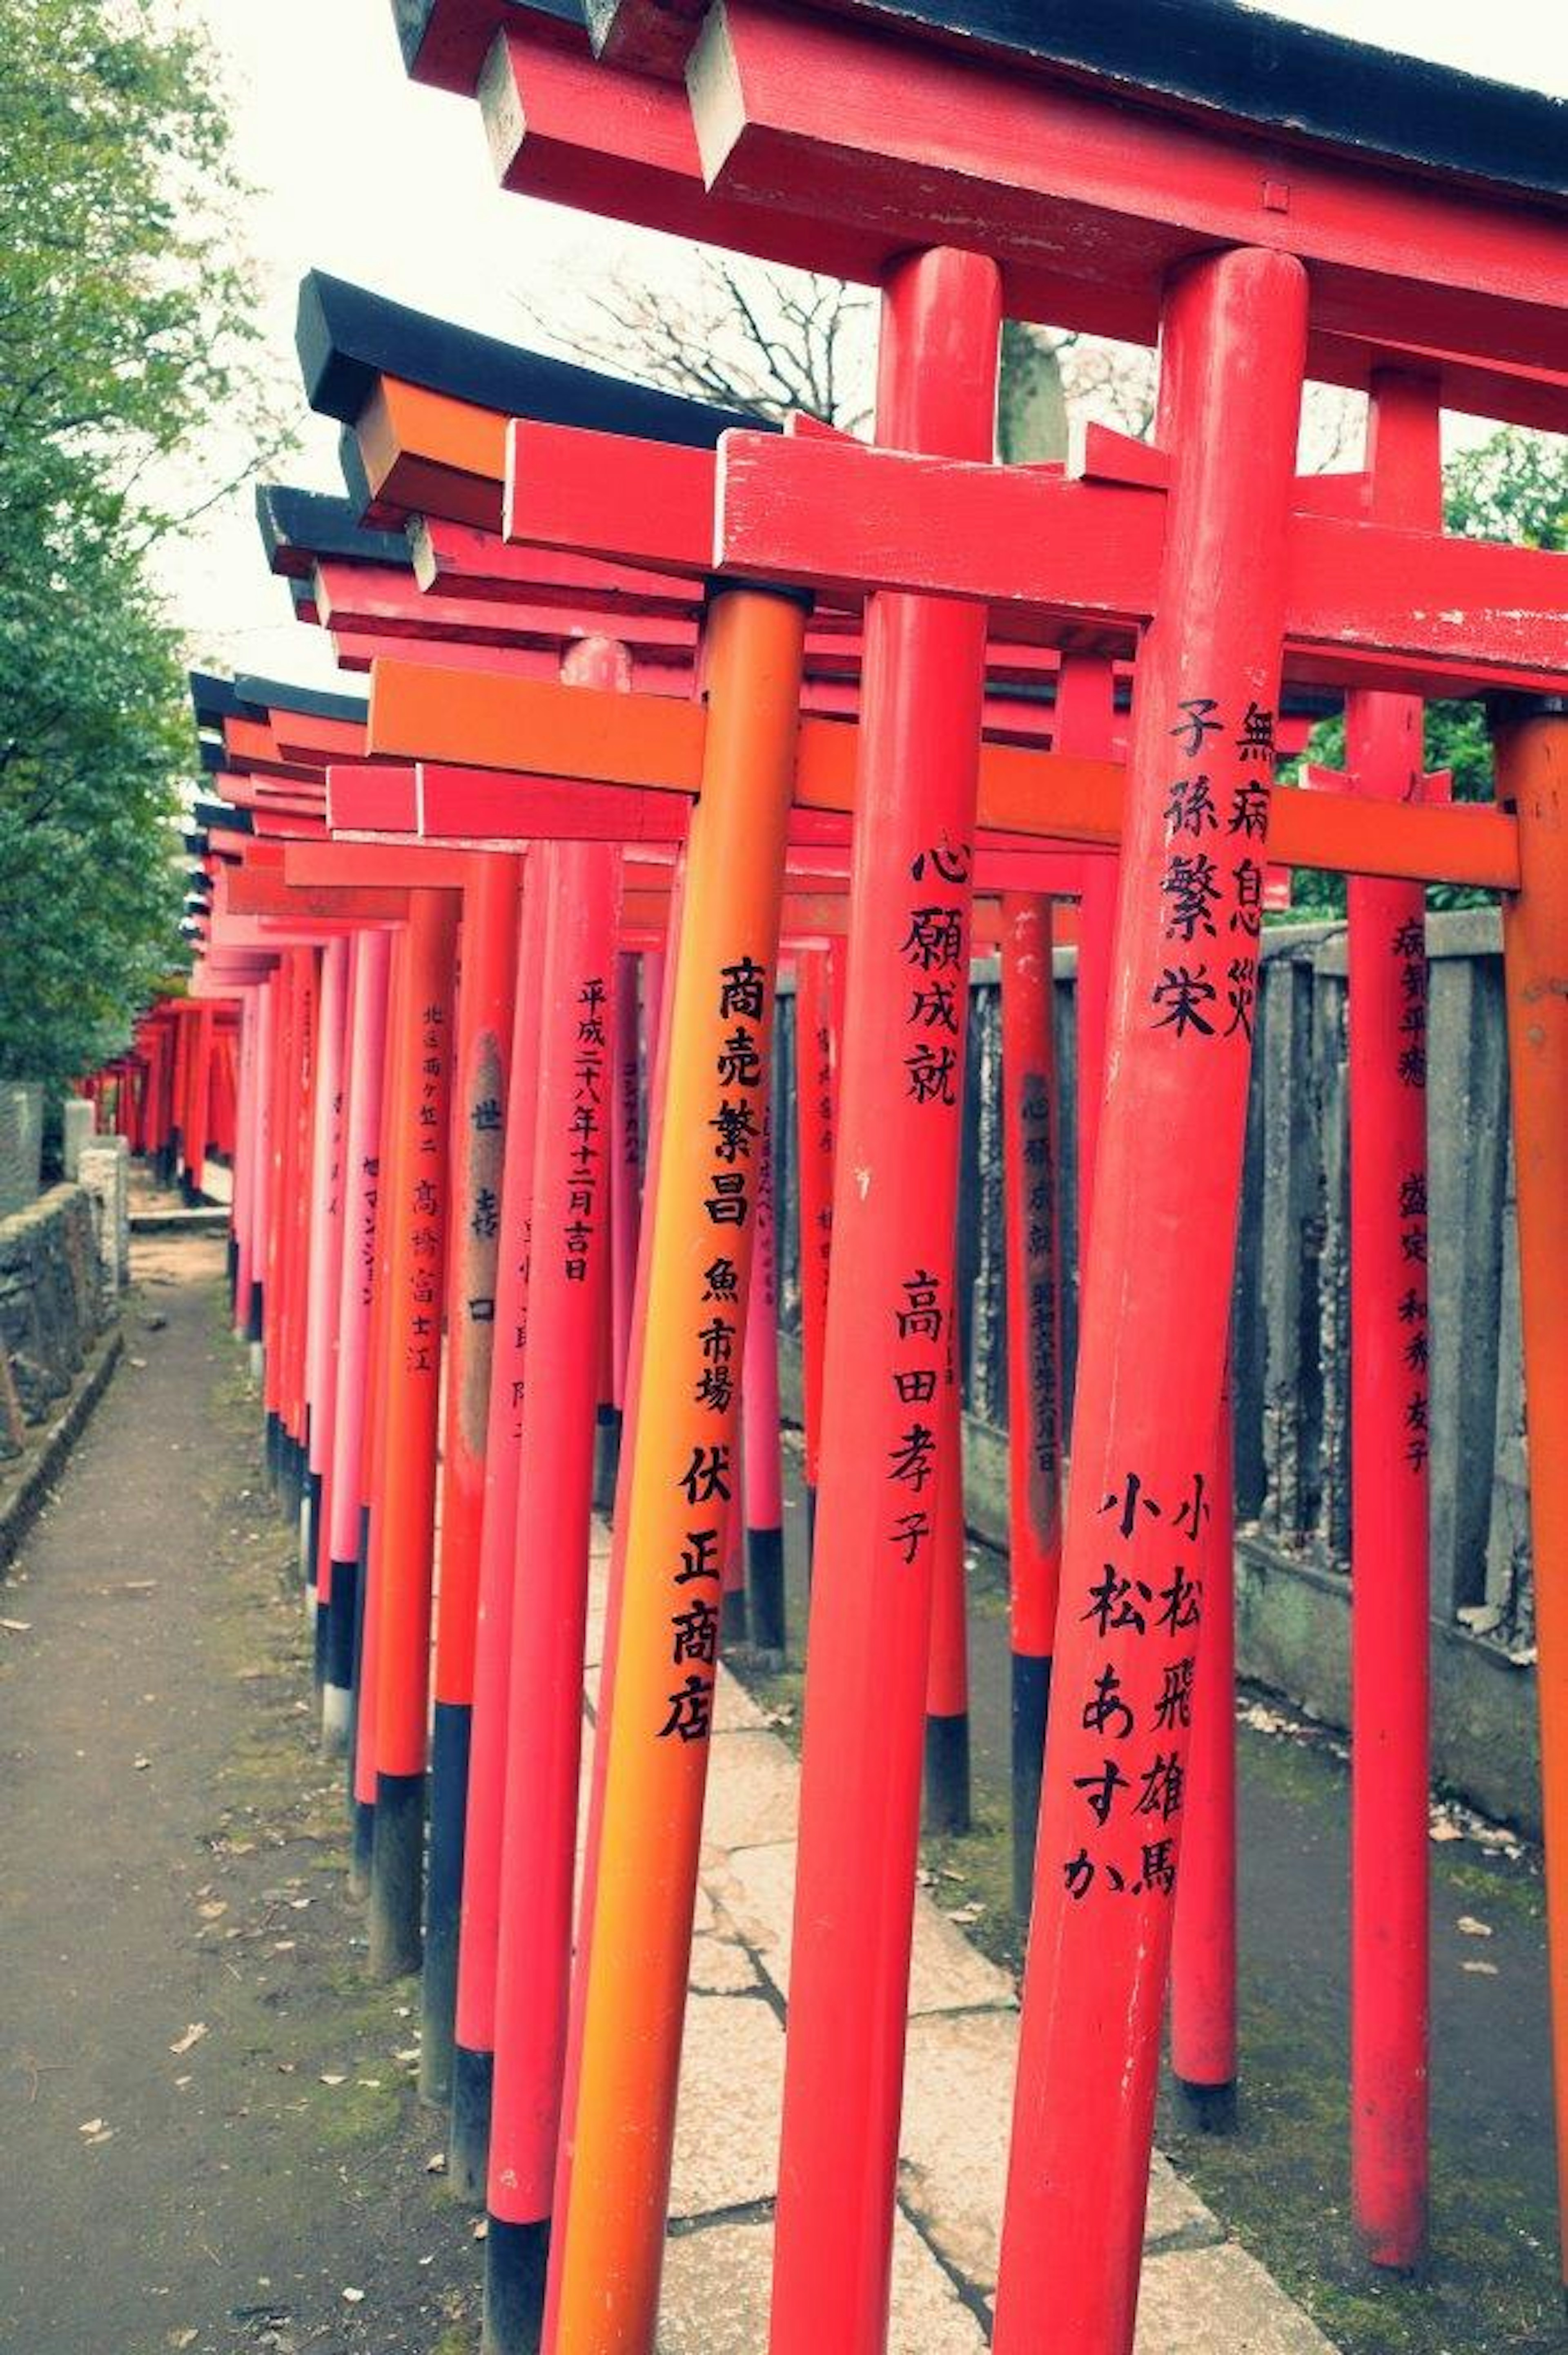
top-left (301, 1467), bottom-right (323, 1595)
top-left (1010, 1650), bottom-right (1052, 1923)
top-left (746, 1525), bottom-right (786, 1658)
top-left (350, 1797), bottom-right (375, 1900)
top-left (1173, 2076), bottom-right (1238, 2134)
top-left (246, 1280), bottom-right (264, 1346)
top-left (482, 2216), bottom-right (550, 2355)
top-left (421, 1700), bottom-right (471, 2105)
top-left (368, 1771), bottom-right (425, 1979)
top-left (346, 1507), bottom-right (371, 1818)
top-left (804, 1481), bottom-right (817, 1575)
top-left (923, 1711), bottom-right (971, 1837)
top-left (265, 1411), bottom-right (284, 1496)
top-left (322, 1558), bottom-right (357, 1757)
top-left (277, 1433), bottom-right (300, 1519)
top-left (226, 1233), bottom-right (239, 1311)
top-left (720, 1585), bottom-right (748, 1646)
top-left (450, 2043), bottom-right (494, 2205)
top-left (312, 1596), bottom-right (329, 1695)
top-left (591, 1404), bottom-right (621, 1519)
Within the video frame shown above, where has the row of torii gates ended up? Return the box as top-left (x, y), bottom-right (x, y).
top-left (97, 4), bottom-right (1568, 2349)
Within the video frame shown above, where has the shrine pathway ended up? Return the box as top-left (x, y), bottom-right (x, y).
top-left (0, 1224), bottom-right (1333, 2353)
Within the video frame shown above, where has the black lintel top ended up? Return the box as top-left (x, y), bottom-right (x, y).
top-left (296, 268), bottom-right (779, 444)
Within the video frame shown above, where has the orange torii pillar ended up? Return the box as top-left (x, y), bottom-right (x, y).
top-left (541, 583), bottom-right (807, 2353)
top-left (769, 245), bottom-right (1001, 2355)
top-left (424, 851), bottom-right (523, 2105)
top-left (368, 886), bottom-right (460, 1979)
top-left (1496, 698), bottom-right (1568, 2316)
top-left (993, 245), bottom-right (1308, 2355)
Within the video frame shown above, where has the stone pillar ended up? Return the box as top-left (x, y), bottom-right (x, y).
top-left (0, 1083), bottom-right (45, 1218)
top-left (78, 1137), bottom-right (129, 1304)
top-left (61, 1098), bottom-right (94, 1181)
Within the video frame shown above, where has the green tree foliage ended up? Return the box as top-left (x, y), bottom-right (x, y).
top-left (1287, 424), bottom-right (1568, 921)
top-left (0, 0), bottom-right (281, 1083)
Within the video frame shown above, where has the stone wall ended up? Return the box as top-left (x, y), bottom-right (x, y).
top-left (0, 1185), bottom-right (105, 1459)
top-left (771, 908), bottom-right (1543, 1829)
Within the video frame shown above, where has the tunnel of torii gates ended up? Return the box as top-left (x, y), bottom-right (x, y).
top-left (85, 3), bottom-right (1568, 2351)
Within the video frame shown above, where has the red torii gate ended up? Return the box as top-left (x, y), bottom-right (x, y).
top-left (383, 7), bottom-right (1568, 2351)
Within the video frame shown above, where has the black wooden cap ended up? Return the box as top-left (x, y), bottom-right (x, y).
top-left (296, 269), bottom-right (779, 444)
top-left (189, 671), bottom-right (248, 731)
top-left (257, 482), bottom-right (410, 575)
top-left (829, 0), bottom-right (1566, 202)
top-left (234, 673), bottom-right (370, 728)
top-left (193, 800), bottom-right (254, 835)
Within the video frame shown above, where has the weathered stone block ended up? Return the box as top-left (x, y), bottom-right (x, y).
top-left (78, 1137), bottom-right (130, 1302)
top-left (61, 1097), bottom-right (94, 1181)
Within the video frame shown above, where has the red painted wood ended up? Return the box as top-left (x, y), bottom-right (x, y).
top-left (792, 946), bottom-right (837, 1496)
top-left (454, 867), bottom-right (550, 2069)
top-left (1347, 371), bottom-right (1441, 2270)
top-left (1170, 1387), bottom-right (1238, 2107)
top-left (506, 421), bottom-right (715, 574)
top-left (481, 12), bottom-right (1568, 433)
top-left (692, 0), bottom-right (1568, 397)
top-left (1001, 892), bottom-right (1063, 1663)
top-left (372, 890), bottom-right (459, 1780)
top-left (488, 841), bottom-right (622, 2224)
top-left (993, 244), bottom-right (1308, 2355)
top-left (770, 245), bottom-right (1001, 2355)
top-left (434, 854), bottom-right (524, 1711)
top-left (713, 433), bottom-right (1568, 697)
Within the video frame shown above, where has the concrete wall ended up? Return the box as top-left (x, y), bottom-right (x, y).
top-left (0, 1184), bottom-right (105, 1457)
top-left (771, 908), bottom-right (1542, 1831)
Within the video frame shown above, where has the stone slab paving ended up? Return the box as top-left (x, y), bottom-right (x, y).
top-left (581, 1530), bottom-right (1336, 2353)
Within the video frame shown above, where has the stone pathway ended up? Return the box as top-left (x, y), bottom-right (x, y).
top-left (581, 1537), bottom-right (1338, 2355)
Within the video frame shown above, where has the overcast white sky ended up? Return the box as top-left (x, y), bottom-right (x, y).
top-left (161, 0), bottom-right (1568, 690)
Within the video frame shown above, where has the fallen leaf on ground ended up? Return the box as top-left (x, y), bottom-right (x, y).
top-left (341, 2287), bottom-right (365, 2305)
top-left (1457, 1915), bottom-right (1494, 1938)
top-left (1462, 1958), bottom-right (1500, 1976)
top-left (319, 2073), bottom-right (345, 2087)
top-left (78, 2118), bottom-right (104, 2135)
top-left (170, 2024), bottom-right (207, 2056)
top-left (0, 1619), bottom-right (32, 1633)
